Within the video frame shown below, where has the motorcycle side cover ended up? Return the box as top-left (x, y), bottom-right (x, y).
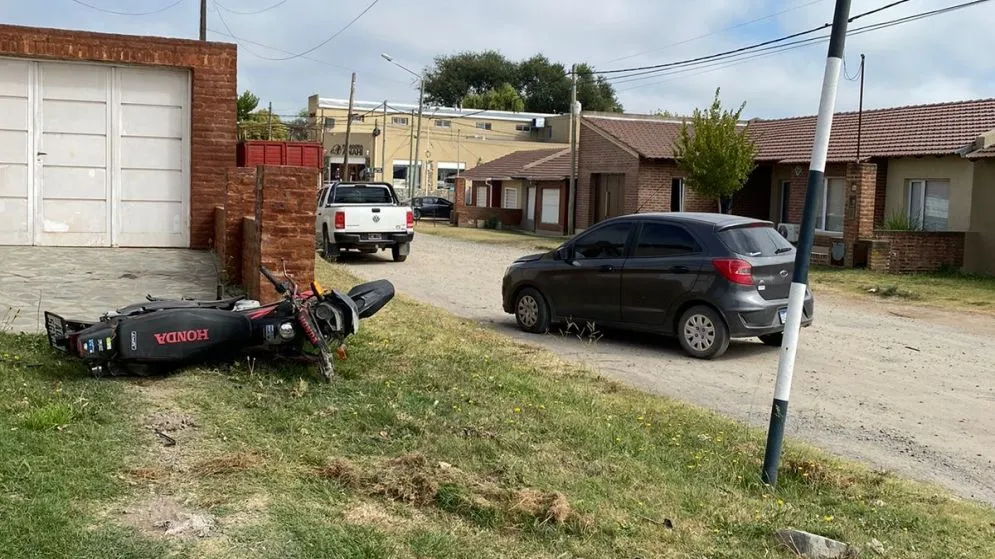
top-left (73, 308), bottom-right (253, 365)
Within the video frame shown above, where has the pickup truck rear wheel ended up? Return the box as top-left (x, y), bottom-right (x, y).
top-left (391, 243), bottom-right (408, 262)
top-left (321, 230), bottom-right (338, 262)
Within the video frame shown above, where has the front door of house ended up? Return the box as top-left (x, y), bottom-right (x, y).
top-left (595, 173), bottom-right (624, 224)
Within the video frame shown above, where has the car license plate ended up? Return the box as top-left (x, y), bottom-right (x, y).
top-left (367, 233), bottom-right (382, 241)
top-left (778, 308), bottom-right (787, 324)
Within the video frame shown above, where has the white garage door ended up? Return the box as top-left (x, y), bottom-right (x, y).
top-left (0, 57), bottom-right (190, 247)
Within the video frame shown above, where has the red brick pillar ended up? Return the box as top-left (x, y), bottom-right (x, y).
top-left (250, 165), bottom-right (321, 304)
top-left (223, 167), bottom-right (258, 285)
top-left (843, 162), bottom-right (878, 267)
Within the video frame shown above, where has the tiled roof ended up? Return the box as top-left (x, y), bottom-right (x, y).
top-left (966, 144), bottom-right (995, 159)
top-left (460, 148), bottom-right (569, 180)
top-left (518, 149), bottom-right (571, 180)
top-left (583, 98), bottom-right (995, 164)
top-left (584, 116), bottom-right (687, 159)
top-left (750, 98), bottom-right (995, 163)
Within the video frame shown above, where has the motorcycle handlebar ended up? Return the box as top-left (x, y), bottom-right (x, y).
top-left (260, 266), bottom-right (287, 294)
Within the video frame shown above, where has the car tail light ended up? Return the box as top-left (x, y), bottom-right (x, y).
top-left (334, 211), bottom-right (345, 230)
top-left (406, 210), bottom-right (414, 228)
top-left (712, 258), bottom-right (753, 285)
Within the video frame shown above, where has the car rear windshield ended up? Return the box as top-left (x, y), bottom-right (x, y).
top-left (718, 225), bottom-right (795, 257)
top-left (330, 185), bottom-right (394, 205)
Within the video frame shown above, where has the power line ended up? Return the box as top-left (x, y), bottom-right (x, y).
top-left (613, 0), bottom-right (989, 93)
top-left (600, 0), bottom-right (829, 65)
top-left (215, 0), bottom-right (286, 15)
top-left (212, 0), bottom-right (380, 61)
top-left (68, 0), bottom-right (185, 16)
top-left (607, 0), bottom-right (991, 86)
top-left (595, 0), bottom-right (912, 77)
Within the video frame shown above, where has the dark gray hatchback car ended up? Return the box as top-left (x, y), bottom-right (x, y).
top-left (501, 212), bottom-right (814, 359)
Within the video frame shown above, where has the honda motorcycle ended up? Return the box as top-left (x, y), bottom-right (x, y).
top-left (43, 265), bottom-right (394, 381)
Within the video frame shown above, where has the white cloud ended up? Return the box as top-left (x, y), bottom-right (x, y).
top-left (1, 0), bottom-right (992, 119)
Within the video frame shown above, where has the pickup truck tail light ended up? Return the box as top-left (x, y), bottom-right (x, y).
top-left (406, 210), bottom-right (414, 229)
top-left (334, 211), bottom-right (345, 230)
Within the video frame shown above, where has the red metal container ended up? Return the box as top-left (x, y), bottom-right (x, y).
top-left (237, 140), bottom-right (323, 169)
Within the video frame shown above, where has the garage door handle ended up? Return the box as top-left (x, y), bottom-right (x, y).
top-left (36, 152), bottom-right (47, 156)
top-left (599, 264), bottom-right (615, 272)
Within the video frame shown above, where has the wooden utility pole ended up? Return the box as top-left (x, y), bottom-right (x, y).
top-left (199, 0), bottom-right (207, 40)
top-left (266, 101), bottom-right (273, 140)
top-left (567, 64), bottom-right (579, 235)
top-left (856, 54), bottom-right (865, 161)
top-left (407, 110), bottom-right (415, 199)
top-left (341, 72), bottom-right (357, 180)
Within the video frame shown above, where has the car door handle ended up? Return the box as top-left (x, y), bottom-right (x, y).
top-left (666, 265), bottom-right (690, 273)
top-left (599, 264), bottom-right (615, 272)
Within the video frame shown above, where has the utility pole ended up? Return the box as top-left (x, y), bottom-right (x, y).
top-left (407, 110), bottom-right (415, 200)
top-left (760, 0), bottom-right (852, 487)
top-left (266, 101), bottom-right (273, 140)
top-left (199, 0), bottom-right (207, 40)
top-left (856, 54), bottom-right (865, 161)
top-left (567, 64), bottom-right (579, 235)
top-left (341, 72), bottom-right (357, 181)
top-left (381, 100), bottom-right (388, 181)
top-left (456, 128), bottom-right (461, 180)
top-left (412, 77), bottom-right (425, 201)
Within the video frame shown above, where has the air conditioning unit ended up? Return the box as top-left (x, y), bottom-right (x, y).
top-left (777, 223), bottom-right (800, 243)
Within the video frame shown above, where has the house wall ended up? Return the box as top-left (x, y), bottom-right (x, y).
top-left (884, 156), bottom-right (973, 231)
top-left (576, 120), bottom-right (640, 230)
top-left (965, 159), bottom-right (995, 275)
top-left (0, 24), bottom-right (238, 249)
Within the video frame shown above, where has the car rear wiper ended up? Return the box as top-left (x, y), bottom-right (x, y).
top-left (775, 247), bottom-right (794, 254)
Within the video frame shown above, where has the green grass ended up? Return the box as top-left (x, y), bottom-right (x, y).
top-left (2, 258), bottom-right (994, 558)
top-left (809, 265), bottom-right (995, 313)
top-left (414, 220), bottom-right (565, 251)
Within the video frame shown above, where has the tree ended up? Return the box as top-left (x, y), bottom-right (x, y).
top-left (240, 107), bottom-right (288, 140)
top-left (672, 88), bottom-right (756, 214)
top-left (422, 51), bottom-right (622, 114)
top-left (461, 83), bottom-right (525, 112)
top-left (236, 90), bottom-right (259, 122)
top-left (286, 108), bottom-right (313, 141)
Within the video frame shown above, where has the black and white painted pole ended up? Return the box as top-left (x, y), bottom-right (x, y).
top-left (761, 0), bottom-right (852, 487)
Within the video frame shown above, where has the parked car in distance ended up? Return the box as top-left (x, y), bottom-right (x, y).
top-left (315, 181), bottom-right (414, 262)
top-left (501, 212), bottom-right (814, 359)
top-left (411, 196), bottom-right (453, 220)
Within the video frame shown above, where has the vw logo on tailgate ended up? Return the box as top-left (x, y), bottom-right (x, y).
top-left (372, 215), bottom-right (381, 223)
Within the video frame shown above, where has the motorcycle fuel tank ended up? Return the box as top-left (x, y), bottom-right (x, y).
top-left (116, 308), bottom-right (252, 364)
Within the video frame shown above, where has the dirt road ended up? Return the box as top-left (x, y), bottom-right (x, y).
top-left (341, 234), bottom-right (995, 505)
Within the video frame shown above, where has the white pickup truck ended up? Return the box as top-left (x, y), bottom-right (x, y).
top-left (315, 181), bottom-right (414, 262)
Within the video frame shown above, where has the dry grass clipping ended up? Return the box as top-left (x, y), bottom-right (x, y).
top-left (191, 452), bottom-right (263, 477)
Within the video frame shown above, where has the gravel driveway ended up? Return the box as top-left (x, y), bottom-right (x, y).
top-left (341, 233), bottom-right (995, 505)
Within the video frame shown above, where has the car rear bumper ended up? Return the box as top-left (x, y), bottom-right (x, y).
top-left (332, 231), bottom-right (414, 247)
top-left (725, 294), bottom-right (814, 338)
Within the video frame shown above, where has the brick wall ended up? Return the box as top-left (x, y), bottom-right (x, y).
top-left (577, 120), bottom-right (639, 229)
top-left (843, 162), bottom-right (878, 267)
top-left (868, 231), bottom-right (966, 273)
top-left (871, 157), bottom-right (889, 227)
top-left (223, 168), bottom-right (258, 284)
top-left (635, 161), bottom-right (678, 212)
top-left (214, 205), bottom-right (226, 274)
top-left (455, 207), bottom-right (523, 228)
top-left (0, 23), bottom-right (237, 250)
top-left (252, 166), bottom-right (320, 304)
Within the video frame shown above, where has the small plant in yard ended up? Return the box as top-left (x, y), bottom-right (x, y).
top-left (882, 210), bottom-right (923, 231)
top-left (483, 215), bottom-right (500, 229)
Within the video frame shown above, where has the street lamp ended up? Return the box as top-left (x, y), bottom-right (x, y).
top-left (382, 52), bottom-right (424, 204)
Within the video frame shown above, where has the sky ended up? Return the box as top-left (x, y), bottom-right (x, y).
top-left (2, 0), bottom-right (994, 120)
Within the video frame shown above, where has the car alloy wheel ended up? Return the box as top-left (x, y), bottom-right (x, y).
top-left (683, 313), bottom-right (716, 352)
top-left (517, 295), bottom-right (540, 328)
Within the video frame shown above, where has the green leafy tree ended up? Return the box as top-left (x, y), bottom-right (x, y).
top-left (236, 90), bottom-right (260, 122)
top-left (241, 107), bottom-right (288, 140)
top-left (286, 108), bottom-right (313, 141)
top-left (461, 82), bottom-right (525, 112)
top-left (672, 88), bottom-right (756, 214)
top-left (422, 51), bottom-right (622, 114)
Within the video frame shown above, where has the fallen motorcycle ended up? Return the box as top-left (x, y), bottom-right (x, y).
top-left (43, 265), bottom-right (394, 381)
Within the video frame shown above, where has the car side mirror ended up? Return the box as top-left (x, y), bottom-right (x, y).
top-left (554, 246), bottom-right (571, 261)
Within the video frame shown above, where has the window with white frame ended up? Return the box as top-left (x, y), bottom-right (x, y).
top-left (813, 177), bottom-right (845, 232)
top-left (475, 185), bottom-right (487, 207)
top-left (515, 124), bottom-right (532, 132)
top-left (435, 119), bottom-right (452, 128)
top-left (541, 188), bottom-right (560, 224)
top-left (392, 116), bottom-right (408, 126)
top-left (464, 181), bottom-right (472, 206)
top-left (502, 186), bottom-right (520, 209)
top-left (905, 179), bottom-right (950, 231)
top-left (475, 122), bottom-right (492, 130)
